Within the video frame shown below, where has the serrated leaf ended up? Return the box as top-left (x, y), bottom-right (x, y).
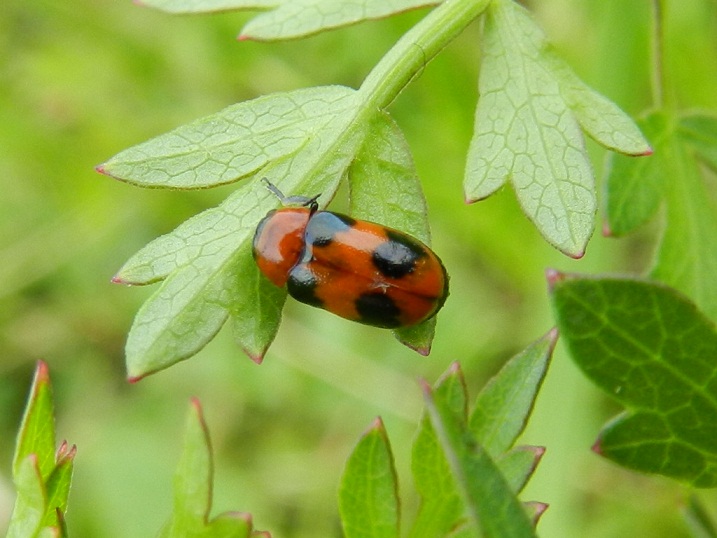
top-left (348, 112), bottom-right (441, 354)
top-left (139, 0), bottom-right (276, 14)
top-left (13, 361), bottom-right (56, 481)
top-left (339, 418), bottom-right (400, 538)
top-left (550, 273), bottom-right (717, 487)
top-left (423, 381), bottom-right (537, 538)
top-left (99, 87), bottom-right (358, 189)
top-left (410, 363), bottom-right (469, 538)
top-left (469, 329), bottom-right (556, 457)
top-left (7, 455), bottom-right (46, 538)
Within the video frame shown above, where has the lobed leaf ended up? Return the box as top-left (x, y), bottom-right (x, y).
top-left (550, 273), bottom-right (717, 487)
top-left (409, 363), bottom-right (469, 538)
top-left (469, 329), bottom-right (556, 458)
top-left (99, 87), bottom-right (358, 189)
top-left (423, 381), bottom-right (538, 538)
top-left (466, 0), bottom-right (648, 257)
top-left (339, 418), bottom-right (400, 538)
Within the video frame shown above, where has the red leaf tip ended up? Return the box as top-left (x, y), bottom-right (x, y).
top-left (35, 360), bottom-right (51, 384)
top-left (591, 437), bottom-right (604, 455)
top-left (545, 268), bottom-right (566, 291)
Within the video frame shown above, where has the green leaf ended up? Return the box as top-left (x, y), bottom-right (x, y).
top-left (239, 0), bottom-right (438, 41)
top-left (409, 363), bottom-right (469, 538)
top-left (161, 399), bottom-right (214, 537)
top-left (469, 329), bottom-right (556, 457)
top-left (348, 112), bottom-right (441, 353)
top-left (466, 0), bottom-right (648, 257)
top-left (13, 361), bottom-right (56, 481)
top-left (229, 245), bottom-right (287, 364)
top-left (41, 442), bottom-right (76, 530)
top-left (7, 456), bottom-right (46, 538)
top-left (603, 111), bottom-right (669, 236)
top-left (204, 513), bottom-right (252, 538)
top-left (496, 446), bottom-right (545, 494)
top-left (98, 87), bottom-right (358, 190)
top-left (679, 113), bottom-right (717, 171)
top-left (339, 417), bottom-right (400, 538)
top-left (550, 273), bottom-right (717, 487)
top-left (605, 111), bottom-right (717, 321)
top-left (138, 0), bottom-right (436, 40)
top-left (423, 381), bottom-right (538, 538)
top-left (106, 0), bottom-right (492, 373)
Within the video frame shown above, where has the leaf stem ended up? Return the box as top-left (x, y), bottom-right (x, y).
top-left (650, 0), bottom-right (666, 109)
top-left (359, 0), bottom-right (491, 110)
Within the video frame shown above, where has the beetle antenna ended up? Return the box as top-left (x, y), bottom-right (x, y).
top-left (262, 177), bottom-right (286, 202)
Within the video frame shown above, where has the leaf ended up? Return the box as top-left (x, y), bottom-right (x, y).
top-left (161, 399), bottom-right (214, 537)
top-left (114, 92), bottom-right (367, 377)
top-left (160, 399), bottom-right (259, 538)
top-left (549, 273), bottom-right (717, 487)
top-left (466, 0), bottom-right (648, 257)
top-left (469, 329), bottom-right (556, 457)
top-left (6, 455), bottom-right (46, 538)
top-left (409, 363), bottom-right (469, 538)
top-left (339, 418), bottom-right (400, 538)
top-left (41, 443), bottom-right (76, 530)
top-left (606, 110), bottom-right (717, 321)
top-left (603, 111), bottom-right (669, 236)
top-left (13, 361), bottom-right (56, 480)
top-left (229, 245), bottom-right (287, 364)
top-left (496, 446), bottom-right (545, 494)
top-left (98, 87), bottom-right (358, 189)
top-left (423, 381), bottom-right (538, 538)
top-left (137, 0), bottom-right (436, 40)
top-left (679, 113), bottom-right (717, 171)
top-left (239, 0), bottom-right (438, 41)
top-left (106, 0), bottom-right (493, 373)
top-left (349, 112), bottom-right (441, 354)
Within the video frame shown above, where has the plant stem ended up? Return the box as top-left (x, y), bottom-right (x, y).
top-left (359, 0), bottom-right (491, 111)
top-left (650, 0), bottom-right (666, 109)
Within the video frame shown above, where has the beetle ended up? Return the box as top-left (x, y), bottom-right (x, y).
top-left (252, 179), bottom-right (448, 328)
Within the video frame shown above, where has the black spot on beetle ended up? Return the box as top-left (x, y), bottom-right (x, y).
top-left (305, 212), bottom-right (356, 247)
top-left (355, 292), bottom-right (401, 328)
top-left (372, 231), bottom-right (425, 278)
top-left (287, 265), bottom-right (323, 307)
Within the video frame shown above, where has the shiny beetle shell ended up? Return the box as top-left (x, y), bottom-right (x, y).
top-left (252, 181), bottom-right (448, 328)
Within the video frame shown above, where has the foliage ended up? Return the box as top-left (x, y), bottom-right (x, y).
top-left (2, 0), bottom-right (717, 536)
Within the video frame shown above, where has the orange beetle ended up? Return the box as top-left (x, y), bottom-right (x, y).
top-left (252, 180), bottom-right (448, 328)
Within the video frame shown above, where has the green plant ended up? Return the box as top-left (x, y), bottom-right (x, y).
top-left (5, 0), bottom-right (717, 536)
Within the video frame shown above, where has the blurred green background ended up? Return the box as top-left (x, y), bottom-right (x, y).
top-left (2, 0), bottom-right (717, 536)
